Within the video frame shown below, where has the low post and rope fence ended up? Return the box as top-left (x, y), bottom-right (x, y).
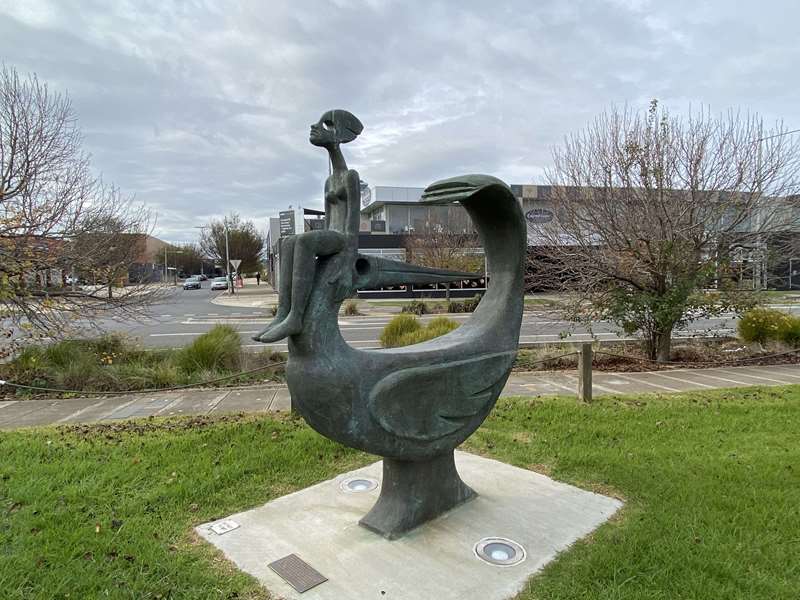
top-left (577, 342), bottom-right (592, 403)
top-left (3, 344), bottom-right (800, 404)
top-left (0, 360), bottom-right (288, 397)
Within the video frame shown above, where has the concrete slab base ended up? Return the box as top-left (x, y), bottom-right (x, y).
top-left (196, 451), bottom-right (622, 600)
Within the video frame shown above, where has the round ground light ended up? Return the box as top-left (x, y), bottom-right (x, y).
top-left (474, 537), bottom-right (526, 567)
top-left (339, 476), bottom-right (379, 493)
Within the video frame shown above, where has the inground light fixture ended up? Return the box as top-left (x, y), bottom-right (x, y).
top-left (339, 476), bottom-right (379, 493)
top-left (474, 537), bottom-right (526, 567)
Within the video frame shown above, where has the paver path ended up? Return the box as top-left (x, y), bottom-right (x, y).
top-left (2, 363), bottom-right (799, 430)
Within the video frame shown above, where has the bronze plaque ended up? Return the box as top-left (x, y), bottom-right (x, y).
top-left (268, 553), bottom-right (328, 593)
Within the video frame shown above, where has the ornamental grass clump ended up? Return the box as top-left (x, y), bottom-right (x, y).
top-left (380, 314), bottom-right (459, 348)
top-left (379, 314), bottom-right (421, 347)
top-left (174, 325), bottom-right (242, 374)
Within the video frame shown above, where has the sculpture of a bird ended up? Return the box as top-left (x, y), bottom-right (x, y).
top-left (254, 112), bottom-right (525, 539)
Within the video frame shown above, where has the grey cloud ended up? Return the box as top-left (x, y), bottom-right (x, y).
top-left (2, 0), bottom-right (798, 241)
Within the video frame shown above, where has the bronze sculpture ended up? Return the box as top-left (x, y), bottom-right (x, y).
top-left (254, 110), bottom-right (526, 539)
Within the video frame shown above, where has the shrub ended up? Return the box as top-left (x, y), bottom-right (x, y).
top-left (174, 325), bottom-right (242, 374)
top-left (446, 300), bottom-right (464, 313)
top-left (87, 334), bottom-right (129, 358)
top-left (380, 315), bottom-right (459, 348)
top-left (737, 308), bottom-right (790, 344)
top-left (380, 314), bottom-right (422, 347)
top-left (401, 300), bottom-right (428, 316)
top-left (463, 294), bottom-right (482, 312)
top-left (447, 294), bottom-right (482, 313)
top-left (778, 315), bottom-right (800, 347)
top-left (342, 299), bottom-right (361, 316)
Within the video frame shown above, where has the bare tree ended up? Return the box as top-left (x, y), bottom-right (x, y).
top-left (0, 64), bottom-right (162, 356)
top-left (528, 100), bottom-right (800, 362)
top-left (199, 213), bottom-right (265, 274)
top-left (404, 208), bottom-right (484, 300)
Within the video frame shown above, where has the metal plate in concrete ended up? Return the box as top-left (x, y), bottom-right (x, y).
top-left (196, 451), bottom-right (622, 600)
top-left (268, 553), bottom-right (328, 593)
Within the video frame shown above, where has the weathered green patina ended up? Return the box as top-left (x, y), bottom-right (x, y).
top-left (254, 111), bottom-right (526, 539)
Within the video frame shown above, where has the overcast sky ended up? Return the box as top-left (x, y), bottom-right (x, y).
top-left (2, 0), bottom-right (798, 242)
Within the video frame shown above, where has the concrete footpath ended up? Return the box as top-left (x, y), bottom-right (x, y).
top-left (2, 363), bottom-right (800, 430)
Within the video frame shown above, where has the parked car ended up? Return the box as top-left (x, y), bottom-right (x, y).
top-left (183, 276), bottom-right (202, 290)
top-left (210, 276), bottom-right (229, 291)
top-left (197, 274), bottom-right (209, 281)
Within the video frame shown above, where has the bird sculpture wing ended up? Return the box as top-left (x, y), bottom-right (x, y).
top-left (368, 351), bottom-right (516, 442)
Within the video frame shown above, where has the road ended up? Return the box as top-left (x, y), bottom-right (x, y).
top-left (87, 285), bottom-right (796, 351)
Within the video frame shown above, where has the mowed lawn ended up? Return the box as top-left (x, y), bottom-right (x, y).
top-left (1, 386), bottom-right (798, 599)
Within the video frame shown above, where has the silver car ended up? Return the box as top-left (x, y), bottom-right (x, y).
top-left (210, 276), bottom-right (229, 291)
top-left (183, 276), bottom-right (202, 290)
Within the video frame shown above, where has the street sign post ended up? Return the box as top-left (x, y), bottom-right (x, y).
top-left (229, 259), bottom-right (242, 291)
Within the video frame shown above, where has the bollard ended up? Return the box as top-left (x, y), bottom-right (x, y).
top-left (577, 342), bottom-right (593, 403)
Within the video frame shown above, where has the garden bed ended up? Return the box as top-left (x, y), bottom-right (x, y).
top-left (0, 326), bottom-right (285, 400)
top-left (514, 338), bottom-right (800, 372)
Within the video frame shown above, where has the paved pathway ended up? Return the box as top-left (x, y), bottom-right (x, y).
top-left (2, 363), bottom-right (800, 430)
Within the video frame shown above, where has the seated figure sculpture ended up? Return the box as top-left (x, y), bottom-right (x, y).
top-left (254, 110), bottom-right (363, 343)
top-left (253, 110), bottom-right (526, 540)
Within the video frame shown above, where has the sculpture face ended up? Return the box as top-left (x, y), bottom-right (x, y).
top-left (310, 109), bottom-right (363, 147)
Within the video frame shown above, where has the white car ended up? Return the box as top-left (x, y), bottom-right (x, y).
top-left (210, 276), bottom-right (229, 291)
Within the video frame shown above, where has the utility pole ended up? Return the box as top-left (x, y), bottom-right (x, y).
top-left (224, 217), bottom-right (233, 295)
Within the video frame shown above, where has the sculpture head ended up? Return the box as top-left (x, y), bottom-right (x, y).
top-left (310, 109), bottom-right (363, 148)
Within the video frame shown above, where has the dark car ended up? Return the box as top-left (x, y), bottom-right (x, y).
top-left (183, 276), bottom-right (202, 290)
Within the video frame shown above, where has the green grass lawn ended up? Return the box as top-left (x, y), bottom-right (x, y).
top-left (1, 387), bottom-right (798, 599)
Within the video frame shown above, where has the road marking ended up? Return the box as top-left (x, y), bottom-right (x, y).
top-left (150, 332), bottom-right (202, 337)
top-left (760, 365), bottom-right (800, 379)
top-left (715, 369), bottom-right (789, 385)
top-left (533, 377), bottom-right (575, 393)
top-left (588, 381), bottom-right (627, 394)
top-left (647, 371), bottom-right (714, 389)
top-left (689, 371), bottom-right (749, 386)
top-left (0, 401), bottom-right (19, 409)
top-left (102, 398), bottom-right (139, 420)
top-left (56, 400), bottom-right (107, 423)
top-left (207, 392), bottom-right (229, 413)
top-left (155, 396), bottom-right (184, 415)
top-left (151, 330), bottom-right (259, 337)
top-left (611, 373), bottom-right (681, 392)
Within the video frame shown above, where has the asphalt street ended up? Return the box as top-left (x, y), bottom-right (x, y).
top-left (86, 284), bottom-right (800, 352)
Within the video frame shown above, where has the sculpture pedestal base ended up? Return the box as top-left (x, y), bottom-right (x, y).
top-left (359, 451), bottom-right (475, 539)
top-left (196, 451), bottom-right (622, 600)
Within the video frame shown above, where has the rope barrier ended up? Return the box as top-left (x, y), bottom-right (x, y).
top-left (518, 351), bottom-right (579, 367)
top-left (0, 360), bottom-right (288, 396)
top-left (593, 347), bottom-right (800, 367)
